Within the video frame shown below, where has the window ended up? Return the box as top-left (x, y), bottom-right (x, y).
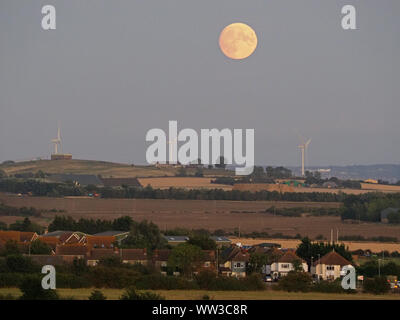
top-left (326, 265), bottom-right (335, 271)
top-left (235, 262), bottom-right (243, 268)
top-left (281, 264), bottom-right (290, 269)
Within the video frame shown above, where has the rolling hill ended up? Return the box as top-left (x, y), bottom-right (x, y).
top-left (0, 159), bottom-right (233, 178)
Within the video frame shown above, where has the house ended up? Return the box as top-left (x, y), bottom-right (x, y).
top-left (163, 235), bottom-right (189, 246)
top-left (270, 250), bottom-right (308, 278)
top-left (86, 248), bottom-right (119, 266)
top-left (196, 250), bottom-right (216, 274)
top-left (380, 207), bottom-right (400, 223)
top-left (55, 243), bottom-right (88, 257)
top-left (220, 246), bottom-right (250, 278)
top-left (0, 231), bottom-right (38, 243)
top-left (86, 236), bottom-right (116, 249)
top-left (37, 236), bottom-right (60, 253)
top-left (153, 249), bottom-right (172, 275)
top-left (311, 251), bottom-right (352, 281)
top-left (93, 231), bottom-right (129, 245)
top-left (41, 231), bottom-right (85, 245)
top-left (120, 248), bottom-right (148, 265)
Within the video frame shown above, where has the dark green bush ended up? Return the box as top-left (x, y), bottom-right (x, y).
top-left (276, 271), bottom-right (312, 292)
top-left (363, 276), bottom-right (390, 295)
top-left (120, 286), bottom-right (165, 300)
top-left (89, 290), bottom-right (107, 300)
top-left (18, 275), bottom-right (59, 300)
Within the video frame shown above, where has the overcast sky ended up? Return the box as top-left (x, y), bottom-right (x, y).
top-left (0, 0), bottom-right (399, 166)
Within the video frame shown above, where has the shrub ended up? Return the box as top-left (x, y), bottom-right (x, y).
top-left (120, 287), bottom-right (165, 300)
top-left (276, 271), bottom-right (312, 292)
top-left (18, 275), bottom-right (59, 300)
top-left (134, 274), bottom-right (197, 290)
top-left (363, 276), bottom-right (390, 295)
top-left (312, 279), bottom-right (347, 293)
top-left (89, 290), bottom-right (107, 300)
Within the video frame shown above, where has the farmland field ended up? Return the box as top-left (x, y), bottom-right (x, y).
top-left (0, 288), bottom-right (399, 300)
top-left (138, 177), bottom-right (233, 190)
top-left (1, 193), bottom-right (400, 241)
top-left (0, 159), bottom-right (231, 178)
top-left (230, 238), bottom-right (400, 252)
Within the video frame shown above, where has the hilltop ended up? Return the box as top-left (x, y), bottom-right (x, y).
top-left (0, 159), bottom-right (233, 178)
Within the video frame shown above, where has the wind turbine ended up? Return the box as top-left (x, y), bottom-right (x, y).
top-left (51, 123), bottom-right (62, 155)
top-left (168, 137), bottom-right (177, 164)
top-left (298, 135), bottom-right (311, 177)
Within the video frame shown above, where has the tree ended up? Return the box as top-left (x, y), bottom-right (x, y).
top-left (30, 240), bottom-right (52, 255)
top-left (89, 290), bottom-right (107, 300)
top-left (1, 240), bottom-right (20, 256)
top-left (247, 253), bottom-right (268, 274)
top-left (123, 220), bottom-right (167, 252)
top-left (120, 287), bottom-right (165, 300)
top-left (363, 276), bottom-right (390, 294)
top-left (187, 235), bottom-right (216, 250)
top-left (276, 271), bottom-right (312, 292)
top-left (168, 243), bottom-right (204, 277)
top-left (112, 216), bottom-right (134, 231)
top-left (19, 276), bottom-right (59, 300)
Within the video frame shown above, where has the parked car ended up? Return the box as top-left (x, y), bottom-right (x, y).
top-left (264, 275), bottom-right (273, 282)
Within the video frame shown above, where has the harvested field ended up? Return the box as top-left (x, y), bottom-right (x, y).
top-left (229, 238), bottom-right (400, 253)
top-left (1, 193), bottom-right (400, 241)
top-left (361, 183), bottom-right (400, 192)
top-left (138, 177), bottom-right (232, 190)
top-left (233, 184), bottom-right (378, 195)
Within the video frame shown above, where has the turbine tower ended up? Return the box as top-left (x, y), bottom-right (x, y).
top-left (51, 124), bottom-right (62, 155)
top-left (298, 135), bottom-right (311, 177)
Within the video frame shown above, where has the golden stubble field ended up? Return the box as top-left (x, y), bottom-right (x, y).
top-left (1, 193), bottom-right (400, 242)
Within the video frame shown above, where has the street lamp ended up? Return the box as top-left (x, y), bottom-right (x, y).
top-left (378, 259), bottom-right (381, 277)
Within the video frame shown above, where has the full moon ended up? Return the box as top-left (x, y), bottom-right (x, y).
top-left (219, 23), bottom-right (258, 60)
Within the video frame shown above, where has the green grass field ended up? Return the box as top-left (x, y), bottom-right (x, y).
top-left (1, 288), bottom-right (399, 300)
top-left (0, 159), bottom-right (233, 178)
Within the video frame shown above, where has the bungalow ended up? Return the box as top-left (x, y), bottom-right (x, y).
top-left (311, 251), bottom-right (352, 281)
top-left (86, 248), bottom-right (119, 266)
top-left (270, 250), bottom-right (308, 279)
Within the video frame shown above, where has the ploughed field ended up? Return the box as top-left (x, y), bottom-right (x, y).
top-left (1, 193), bottom-right (400, 240)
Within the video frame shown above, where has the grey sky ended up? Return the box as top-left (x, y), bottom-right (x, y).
top-left (0, 0), bottom-right (399, 166)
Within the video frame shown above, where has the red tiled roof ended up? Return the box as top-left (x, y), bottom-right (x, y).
top-left (278, 250), bottom-right (305, 263)
top-left (0, 231), bottom-right (20, 242)
top-left (86, 236), bottom-right (116, 248)
top-left (89, 248), bottom-right (119, 260)
top-left (314, 251), bottom-right (351, 267)
top-left (121, 248), bottom-right (147, 261)
top-left (153, 249), bottom-right (171, 262)
top-left (56, 244), bottom-right (88, 256)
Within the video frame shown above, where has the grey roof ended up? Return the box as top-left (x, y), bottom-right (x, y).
top-left (42, 230), bottom-right (75, 237)
top-left (47, 174), bottom-right (103, 186)
top-left (163, 235), bottom-right (189, 242)
top-left (381, 207), bottom-right (400, 219)
top-left (93, 231), bottom-right (129, 237)
top-left (210, 236), bottom-right (231, 242)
